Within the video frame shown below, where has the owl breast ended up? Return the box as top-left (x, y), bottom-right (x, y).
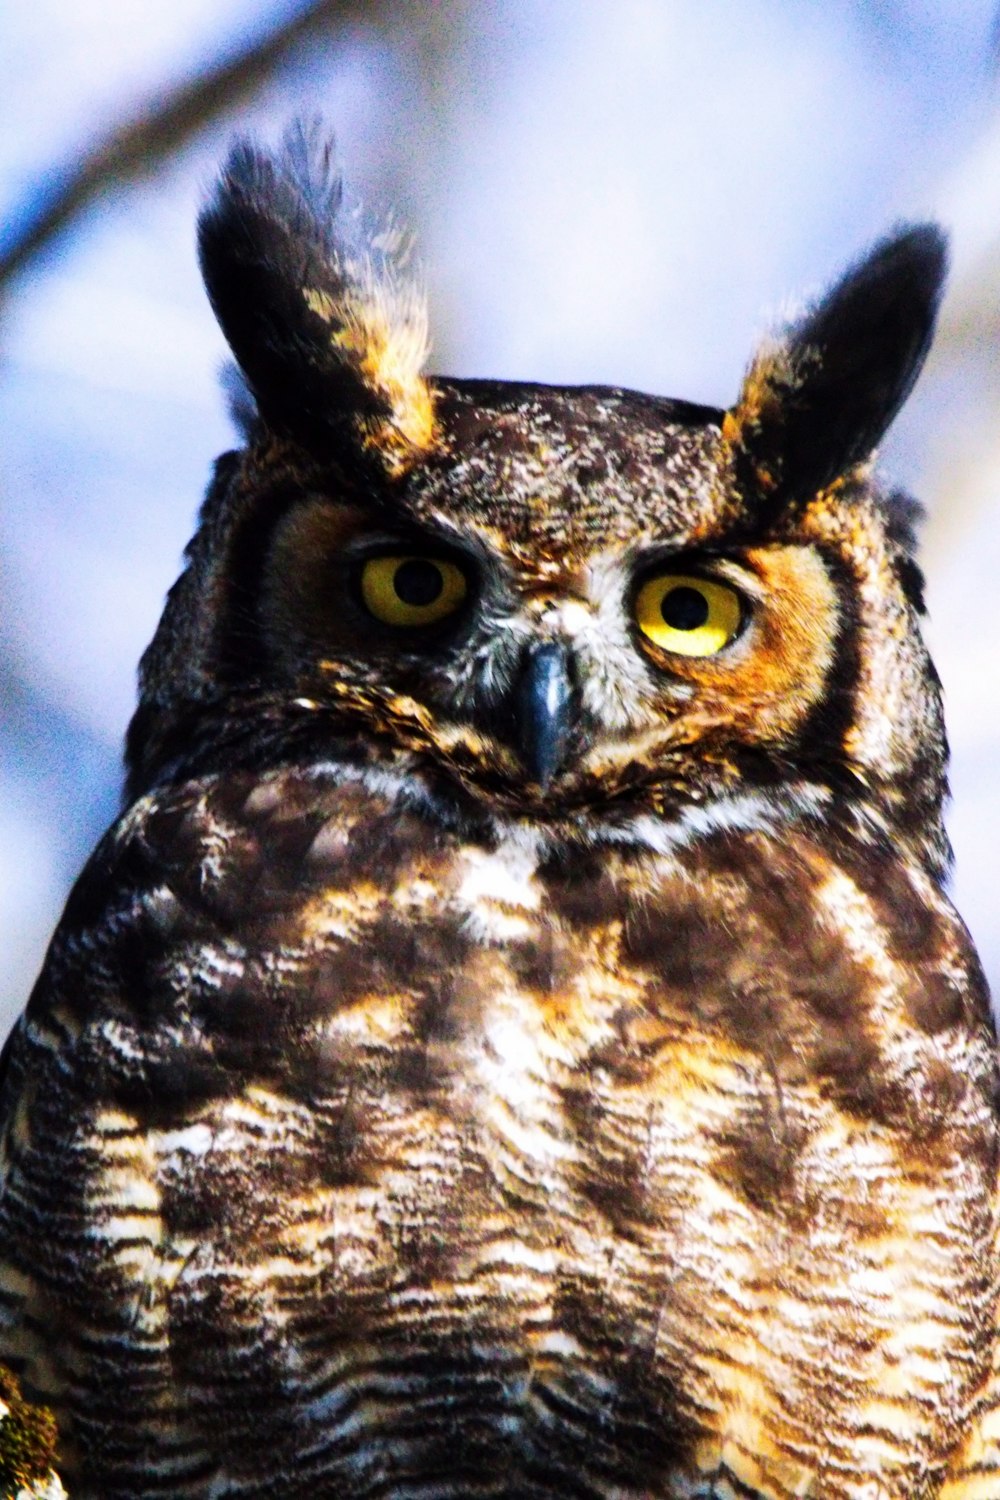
top-left (2, 761), bottom-right (994, 1500)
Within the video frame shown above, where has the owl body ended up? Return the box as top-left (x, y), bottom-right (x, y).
top-left (1, 130), bottom-right (998, 1498)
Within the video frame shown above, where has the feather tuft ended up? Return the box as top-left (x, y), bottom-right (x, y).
top-left (198, 121), bottom-right (435, 474)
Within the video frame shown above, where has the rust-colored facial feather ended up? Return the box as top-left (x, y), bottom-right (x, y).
top-left (1, 129), bottom-right (996, 1500)
top-left (628, 545), bottom-right (840, 742)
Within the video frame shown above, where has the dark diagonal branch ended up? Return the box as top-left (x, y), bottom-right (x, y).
top-left (0, 0), bottom-right (385, 292)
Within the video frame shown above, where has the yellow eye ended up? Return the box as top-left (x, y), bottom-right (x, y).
top-left (360, 555), bottom-right (468, 627)
top-left (634, 573), bottom-right (742, 657)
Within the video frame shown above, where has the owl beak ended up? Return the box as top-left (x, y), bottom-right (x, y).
top-left (515, 642), bottom-right (575, 787)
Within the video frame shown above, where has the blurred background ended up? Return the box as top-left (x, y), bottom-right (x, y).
top-left (2, 0), bottom-right (1000, 1033)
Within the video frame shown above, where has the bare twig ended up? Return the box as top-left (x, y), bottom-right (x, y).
top-left (0, 0), bottom-right (386, 292)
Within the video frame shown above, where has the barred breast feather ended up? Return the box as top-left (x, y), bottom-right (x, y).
top-left (0, 751), bottom-right (995, 1499)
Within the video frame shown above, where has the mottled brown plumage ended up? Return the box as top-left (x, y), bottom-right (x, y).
top-left (1, 123), bottom-right (998, 1499)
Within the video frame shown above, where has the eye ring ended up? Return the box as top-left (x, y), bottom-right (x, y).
top-left (634, 572), bottom-right (743, 657)
top-left (360, 554), bottom-right (469, 628)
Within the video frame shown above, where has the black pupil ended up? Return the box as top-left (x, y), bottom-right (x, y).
top-left (394, 559), bottom-right (444, 607)
top-left (661, 585), bottom-right (709, 630)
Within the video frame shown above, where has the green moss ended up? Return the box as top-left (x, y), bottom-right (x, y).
top-left (0, 1366), bottom-right (60, 1496)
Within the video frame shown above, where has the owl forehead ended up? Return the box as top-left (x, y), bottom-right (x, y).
top-left (399, 381), bottom-right (736, 566)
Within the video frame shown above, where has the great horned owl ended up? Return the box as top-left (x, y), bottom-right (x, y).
top-left (0, 125), bottom-right (997, 1500)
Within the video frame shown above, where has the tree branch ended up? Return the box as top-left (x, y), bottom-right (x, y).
top-left (0, 0), bottom-right (386, 292)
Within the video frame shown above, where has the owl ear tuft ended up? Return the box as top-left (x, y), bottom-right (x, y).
top-left (724, 225), bottom-right (947, 506)
top-left (198, 121), bottom-right (436, 475)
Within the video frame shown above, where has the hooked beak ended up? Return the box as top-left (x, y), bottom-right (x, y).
top-left (515, 642), bottom-right (575, 787)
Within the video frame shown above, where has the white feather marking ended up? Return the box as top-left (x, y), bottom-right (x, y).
top-left (613, 784), bottom-right (831, 857)
top-left (456, 831), bottom-right (542, 942)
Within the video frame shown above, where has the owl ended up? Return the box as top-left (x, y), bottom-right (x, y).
top-left (0, 122), bottom-right (997, 1500)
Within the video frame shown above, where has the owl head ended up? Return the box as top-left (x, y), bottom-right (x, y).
top-left (127, 125), bottom-right (949, 871)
